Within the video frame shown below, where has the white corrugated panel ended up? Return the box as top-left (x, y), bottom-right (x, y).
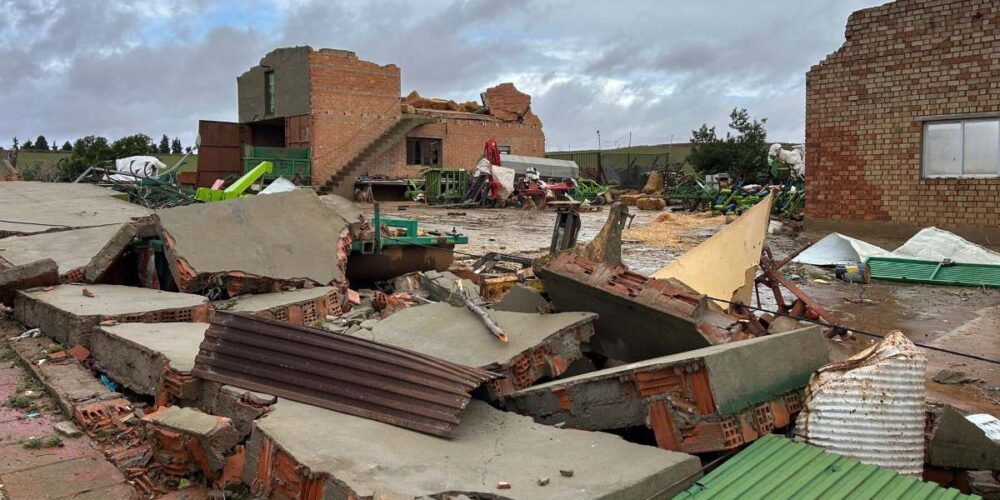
top-left (794, 332), bottom-right (926, 475)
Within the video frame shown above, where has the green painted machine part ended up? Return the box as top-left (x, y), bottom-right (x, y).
top-left (404, 177), bottom-right (426, 201)
top-left (195, 161), bottom-right (273, 202)
top-left (867, 256), bottom-right (1000, 287)
top-left (419, 168), bottom-right (470, 204)
top-left (243, 146), bottom-right (311, 183)
top-left (572, 179), bottom-right (609, 202)
top-left (351, 203), bottom-right (469, 256)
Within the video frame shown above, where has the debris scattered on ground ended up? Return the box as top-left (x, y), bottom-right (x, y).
top-left (933, 368), bottom-right (981, 385)
top-left (54, 421), bottom-right (83, 437)
top-left (623, 211), bottom-right (725, 251)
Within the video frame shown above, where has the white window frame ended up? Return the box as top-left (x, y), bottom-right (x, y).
top-left (922, 118), bottom-right (1000, 179)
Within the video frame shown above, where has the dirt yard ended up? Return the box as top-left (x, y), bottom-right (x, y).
top-left (377, 201), bottom-right (1000, 415)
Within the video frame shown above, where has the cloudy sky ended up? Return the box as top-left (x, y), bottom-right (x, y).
top-left (1, 0), bottom-right (885, 152)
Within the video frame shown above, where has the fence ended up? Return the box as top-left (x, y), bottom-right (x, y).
top-left (545, 151), bottom-right (672, 188)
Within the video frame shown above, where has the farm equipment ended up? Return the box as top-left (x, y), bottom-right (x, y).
top-left (347, 203), bottom-right (469, 283)
top-left (572, 179), bottom-right (610, 204)
top-left (194, 161), bottom-right (273, 202)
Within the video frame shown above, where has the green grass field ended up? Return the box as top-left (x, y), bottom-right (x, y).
top-left (15, 150), bottom-right (198, 175)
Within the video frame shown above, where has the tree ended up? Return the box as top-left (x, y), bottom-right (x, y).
top-left (158, 134), bottom-right (170, 154)
top-left (185, 146), bottom-right (192, 154)
top-left (22, 140), bottom-right (33, 149)
top-left (111, 133), bottom-right (154, 159)
top-left (34, 135), bottom-right (49, 150)
top-left (688, 108), bottom-right (769, 180)
top-left (11, 137), bottom-right (19, 150)
top-left (61, 141), bottom-right (72, 151)
top-left (57, 135), bottom-right (112, 181)
top-left (170, 137), bottom-right (182, 154)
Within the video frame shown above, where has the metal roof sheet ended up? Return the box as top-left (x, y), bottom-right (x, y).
top-left (191, 311), bottom-right (497, 438)
top-left (675, 434), bottom-right (980, 500)
top-left (498, 153), bottom-right (579, 178)
top-left (867, 256), bottom-right (1000, 287)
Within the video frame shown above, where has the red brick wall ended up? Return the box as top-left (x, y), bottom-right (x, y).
top-left (308, 49), bottom-right (401, 185)
top-left (361, 113), bottom-right (545, 178)
top-left (806, 0), bottom-right (1000, 234)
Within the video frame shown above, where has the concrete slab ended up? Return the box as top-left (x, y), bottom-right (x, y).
top-left (0, 258), bottom-right (58, 303)
top-left (0, 224), bottom-right (138, 282)
top-left (494, 283), bottom-right (549, 313)
top-left (217, 286), bottom-right (339, 325)
top-left (14, 284), bottom-right (210, 347)
top-left (506, 327), bottom-right (829, 454)
top-left (537, 252), bottom-right (750, 363)
top-left (144, 405), bottom-right (222, 437)
top-left (367, 303), bottom-right (595, 396)
top-left (2, 456), bottom-right (129, 499)
top-left (90, 322), bottom-right (208, 395)
top-left (319, 193), bottom-right (365, 233)
top-left (155, 190), bottom-right (349, 293)
top-left (927, 404), bottom-right (1000, 470)
top-left (0, 182), bottom-right (150, 237)
top-left (245, 399), bottom-right (702, 500)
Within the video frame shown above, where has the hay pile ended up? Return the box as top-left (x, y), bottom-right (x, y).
top-left (635, 197), bottom-right (666, 211)
top-left (623, 211), bottom-right (726, 251)
top-left (619, 194), bottom-right (643, 206)
top-left (642, 171), bottom-right (665, 195)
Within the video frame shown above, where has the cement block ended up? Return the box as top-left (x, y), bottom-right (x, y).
top-left (14, 284), bottom-right (210, 347)
top-left (0, 182), bottom-right (150, 237)
top-left (507, 327), bottom-right (828, 436)
top-left (927, 404), bottom-right (1000, 470)
top-left (90, 322), bottom-right (208, 396)
top-left (244, 399), bottom-right (702, 500)
top-left (0, 224), bottom-right (137, 282)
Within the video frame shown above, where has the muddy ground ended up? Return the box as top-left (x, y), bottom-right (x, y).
top-left (382, 201), bottom-right (1000, 415)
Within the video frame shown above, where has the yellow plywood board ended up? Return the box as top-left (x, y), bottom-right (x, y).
top-left (652, 194), bottom-right (773, 309)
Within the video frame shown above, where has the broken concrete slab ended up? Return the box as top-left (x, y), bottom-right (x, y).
top-left (506, 327), bottom-right (828, 454)
top-left (200, 383), bottom-right (276, 439)
top-left (90, 322), bottom-right (208, 396)
top-left (14, 284), bottom-right (210, 347)
top-left (0, 224), bottom-right (138, 283)
top-left (154, 189), bottom-right (350, 295)
top-left (318, 193), bottom-right (366, 234)
top-left (394, 270), bottom-right (481, 303)
top-left (493, 283), bottom-right (549, 313)
top-left (367, 302), bottom-right (596, 397)
top-left (244, 399), bottom-right (702, 500)
top-left (0, 258), bottom-right (58, 304)
top-left (143, 405), bottom-right (242, 476)
top-left (215, 286), bottom-right (341, 325)
top-left (926, 404), bottom-right (1000, 470)
top-left (0, 182), bottom-right (150, 237)
top-left (536, 252), bottom-right (754, 362)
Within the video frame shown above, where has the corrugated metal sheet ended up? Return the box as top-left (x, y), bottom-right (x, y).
top-left (675, 434), bottom-right (978, 500)
top-left (191, 311), bottom-right (497, 438)
top-left (867, 256), bottom-right (1000, 287)
top-left (499, 153), bottom-right (579, 178)
top-left (794, 332), bottom-right (926, 475)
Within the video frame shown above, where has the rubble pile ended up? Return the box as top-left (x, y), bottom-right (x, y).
top-left (0, 180), bottom-right (993, 499)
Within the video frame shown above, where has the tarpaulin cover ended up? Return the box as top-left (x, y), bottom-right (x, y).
top-left (793, 233), bottom-right (890, 266)
top-left (892, 227), bottom-right (1000, 265)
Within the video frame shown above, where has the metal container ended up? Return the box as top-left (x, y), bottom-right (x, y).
top-left (835, 262), bottom-right (870, 283)
top-left (794, 332), bottom-right (926, 475)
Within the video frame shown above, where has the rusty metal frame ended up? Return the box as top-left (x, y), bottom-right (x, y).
top-left (192, 311), bottom-right (497, 438)
top-left (755, 246), bottom-right (841, 333)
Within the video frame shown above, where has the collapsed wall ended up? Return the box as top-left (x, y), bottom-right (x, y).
top-left (14, 284), bottom-right (210, 347)
top-left (243, 399), bottom-right (703, 499)
top-left (506, 327), bottom-right (829, 454)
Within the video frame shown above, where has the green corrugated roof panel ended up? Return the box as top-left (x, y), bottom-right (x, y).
top-left (867, 256), bottom-right (1000, 287)
top-left (674, 434), bottom-right (980, 500)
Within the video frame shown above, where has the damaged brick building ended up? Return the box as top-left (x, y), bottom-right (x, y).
top-left (196, 46), bottom-right (544, 196)
top-left (805, 0), bottom-right (1000, 243)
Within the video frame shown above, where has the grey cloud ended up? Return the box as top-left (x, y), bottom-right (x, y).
top-left (1, 0), bottom-right (883, 151)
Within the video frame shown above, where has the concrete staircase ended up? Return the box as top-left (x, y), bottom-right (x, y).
top-left (316, 115), bottom-right (436, 195)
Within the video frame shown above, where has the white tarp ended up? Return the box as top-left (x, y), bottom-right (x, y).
top-left (108, 156), bottom-right (165, 182)
top-left (892, 227), bottom-right (1000, 265)
top-left (475, 159), bottom-right (515, 201)
top-left (793, 233), bottom-right (891, 266)
top-left (260, 177), bottom-right (299, 195)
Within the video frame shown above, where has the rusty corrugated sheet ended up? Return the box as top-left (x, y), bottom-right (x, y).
top-left (191, 311), bottom-right (497, 438)
top-left (536, 252), bottom-right (755, 362)
top-left (794, 331), bottom-right (926, 475)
